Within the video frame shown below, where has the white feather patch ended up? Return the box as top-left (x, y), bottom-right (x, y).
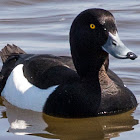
top-left (1, 64), bottom-right (58, 112)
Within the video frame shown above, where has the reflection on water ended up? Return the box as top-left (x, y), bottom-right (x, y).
top-left (0, 99), bottom-right (138, 140)
top-left (0, 0), bottom-right (140, 139)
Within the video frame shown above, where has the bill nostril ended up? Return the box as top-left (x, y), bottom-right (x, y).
top-left (112, 41), bottom-right (117, 46)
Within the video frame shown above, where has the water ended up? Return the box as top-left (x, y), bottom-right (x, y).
top-left (0, 0), bottom-right (140, 139)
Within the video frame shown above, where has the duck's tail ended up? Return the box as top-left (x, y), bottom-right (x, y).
top-left (0, 44), bottom-right (26, 63)
top-left (0, 44), bottom-right (26, 94)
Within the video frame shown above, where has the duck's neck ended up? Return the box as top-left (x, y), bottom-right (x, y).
top-left (72, 49), bottom-right (108, 83)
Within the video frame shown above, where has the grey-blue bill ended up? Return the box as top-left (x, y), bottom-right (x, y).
top-left (102, 32), bottom-right (137, 60)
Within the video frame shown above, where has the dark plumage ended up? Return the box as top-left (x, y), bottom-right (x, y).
top-left (0, 8), bottom-right (137, 118)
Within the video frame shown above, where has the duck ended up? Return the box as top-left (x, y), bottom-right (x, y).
top-left (0, 8), bottom-right (137, 118)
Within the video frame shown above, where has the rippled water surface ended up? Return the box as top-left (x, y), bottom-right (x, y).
top-left (0, 0), bottom-right (140, 140)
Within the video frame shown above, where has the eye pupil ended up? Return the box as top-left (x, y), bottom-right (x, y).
top-left (90, 24), bottom-right (95, 29)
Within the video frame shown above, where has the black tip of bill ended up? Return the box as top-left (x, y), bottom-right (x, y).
top-left (126, 52), bottom-right (138, 60)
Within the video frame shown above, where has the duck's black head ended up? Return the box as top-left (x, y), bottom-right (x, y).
top-left (70, 9), bottom-right (116, 50)
top-left (70, 8), bottom-right (137, 78)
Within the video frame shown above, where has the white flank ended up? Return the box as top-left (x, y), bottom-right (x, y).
top-left (1, 64), bottom-right (58, 112)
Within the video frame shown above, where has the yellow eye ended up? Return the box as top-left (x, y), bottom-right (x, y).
top-left (90, 24), bottom-right (95, 29)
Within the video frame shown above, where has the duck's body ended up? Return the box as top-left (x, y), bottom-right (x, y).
top-left (0, 8), bottom-right (137, 118)
top-left (1, 52), bottom-right (101, 117)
